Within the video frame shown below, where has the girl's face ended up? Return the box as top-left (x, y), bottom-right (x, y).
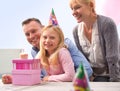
top-left (70, 2), bottom-right (91, 23)
top-left (41, 29), bottom-right (59, 54)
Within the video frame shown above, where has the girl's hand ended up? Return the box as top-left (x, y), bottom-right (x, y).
top-left (42, 76), bottom-right (49, 82)
top-left (2, 74), bottom-right (12, 84)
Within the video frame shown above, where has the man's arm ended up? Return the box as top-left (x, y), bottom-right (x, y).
top-left (64, 38), bottom-right (93, 78)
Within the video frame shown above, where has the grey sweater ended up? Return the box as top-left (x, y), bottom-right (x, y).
top-left (73, 15), bottom-right (120, 82)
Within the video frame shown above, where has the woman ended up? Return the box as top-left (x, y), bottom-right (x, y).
top-left (69, 0), bottom-right (120, 82)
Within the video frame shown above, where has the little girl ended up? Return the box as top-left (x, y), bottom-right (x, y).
top-left (36, 25), bottom-right (75, 82)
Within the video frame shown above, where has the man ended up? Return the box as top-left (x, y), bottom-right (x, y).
top-left (2, 18), bottom-right (92, 84)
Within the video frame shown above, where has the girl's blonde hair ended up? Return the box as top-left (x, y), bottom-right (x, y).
top-left (39, 25), bottom-right (66, 69)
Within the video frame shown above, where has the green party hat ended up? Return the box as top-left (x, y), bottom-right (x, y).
top-left (48, 8), bottom-right (59, 26)
top-left (73, 62), bottom-right (91, 91)
top-left (75, 62), bottom-right (85, 79)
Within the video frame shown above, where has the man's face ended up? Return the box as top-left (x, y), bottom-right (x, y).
top-left (23, 21), bottom-right (42, 49)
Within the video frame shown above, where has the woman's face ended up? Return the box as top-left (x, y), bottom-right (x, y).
top-left (70, 2), bottom-right (91, 23)
top-left (41, 29), bottom-right (59, 54)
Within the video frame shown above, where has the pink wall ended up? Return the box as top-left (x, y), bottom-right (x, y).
top-left (102, 0), bottom-right (120, 25)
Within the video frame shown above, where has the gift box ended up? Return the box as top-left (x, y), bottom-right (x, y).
top-left (12, 59), bottom-right (41, 85)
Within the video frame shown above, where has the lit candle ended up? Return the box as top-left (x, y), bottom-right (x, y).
top-left (19, 49), bottom-right (28, 59)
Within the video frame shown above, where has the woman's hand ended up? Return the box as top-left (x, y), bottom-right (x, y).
top-left (2, 74), bottom-right (12, 84)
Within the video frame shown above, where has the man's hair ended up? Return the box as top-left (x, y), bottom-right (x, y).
top-left (22, 18), bottom-right (42, 26)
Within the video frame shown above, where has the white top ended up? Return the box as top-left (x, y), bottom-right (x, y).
top-left (78, 21), bottom-right (107, 75)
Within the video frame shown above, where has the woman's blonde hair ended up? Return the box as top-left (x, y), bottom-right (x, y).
top-left (39, 25), bottom-right (66, 69)
top-left (69, 0), bottom-right (95, 13)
